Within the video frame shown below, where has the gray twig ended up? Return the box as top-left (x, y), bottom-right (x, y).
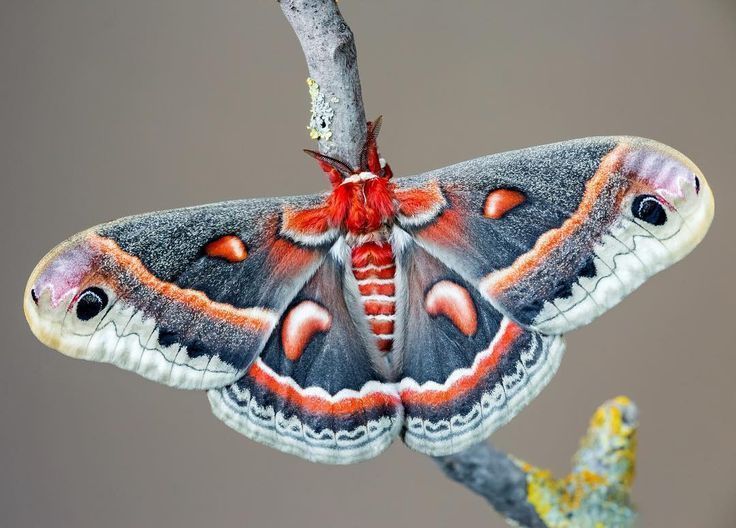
top-left (434, 443), bottom-right (547, 527)
top-left (279, 0), bottom-right (367, 169)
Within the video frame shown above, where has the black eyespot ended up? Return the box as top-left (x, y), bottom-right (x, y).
top-left (694, 175), bottom-right (700, 194)
top-left (30, 288), bottom-right (39, 305)
top-left (631, 195), bottom-right (667, 226)
top-left (76, 287), bottom-right (108, 321)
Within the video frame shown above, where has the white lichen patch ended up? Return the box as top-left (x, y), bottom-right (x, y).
top-left (306, 77), bottom-right (334, 141)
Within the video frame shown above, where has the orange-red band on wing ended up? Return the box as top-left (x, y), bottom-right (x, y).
top-left (248, 359), bottom-right (401, 416)
top-left (281, 205), bottom-right (332, 236)
top-left (90, 235), bottom-right (276, 331)
top-left (400, 320), bottom-right (523, 406)
top-left (395, 180), bottom-right (446, 219)
top-left (268, 238), bottom-right (320, 276)
top-left (482, 145), bottom-right (628, 297)
top-left (416, 195), bottom-right (469, 248)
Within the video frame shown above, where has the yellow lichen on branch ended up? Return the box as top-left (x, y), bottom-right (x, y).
top-left (516, 397), bottom-right (638, 528)
top-left (306, 77), bottom-right (335, 141)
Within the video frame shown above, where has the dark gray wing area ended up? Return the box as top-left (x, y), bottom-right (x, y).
top-left (208, 255), bottom-right (403, 464)
top-left (98, 193), bottom-right (331, 309)
top-left (396, 138), bottom-right (616, 280)
top-left (395, 242), bottom-right (564, 456)
top-left (258, 257), bottom-right (378, 392)
top-left (394, 137), bottom-right (627, 333)
top-left (397, 243), bottom-right (505, 384)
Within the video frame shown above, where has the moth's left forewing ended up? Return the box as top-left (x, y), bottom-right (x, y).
top-left (396, 137), bottom-right (713, 335)
top-left (25, 194), bottom-right (339, 389)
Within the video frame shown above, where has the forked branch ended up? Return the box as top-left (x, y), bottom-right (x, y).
top-left (435, 397), bottom-right (638, 527)
top-left (276, 1), bottom-right (638, 526)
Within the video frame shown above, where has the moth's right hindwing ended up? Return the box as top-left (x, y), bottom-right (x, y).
top-left (396, 242), bottom-right (564, 456)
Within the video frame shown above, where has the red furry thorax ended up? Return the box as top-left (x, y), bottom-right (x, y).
top-left (307, 117), bottom-right (395, 234)
top-left (326, 177), bottom-right (396, 234)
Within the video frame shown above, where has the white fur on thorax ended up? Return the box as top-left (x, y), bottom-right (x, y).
top-left (341, 171), bottom-right (378, 185)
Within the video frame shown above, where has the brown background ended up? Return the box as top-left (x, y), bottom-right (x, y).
top-left (1, 1), bottom-right (734, 526)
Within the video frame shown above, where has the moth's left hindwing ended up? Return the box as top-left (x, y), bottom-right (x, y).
top-left (24, 194), bottom-right (338, 389)
top-left (208, 256), bottom-right (402, 464)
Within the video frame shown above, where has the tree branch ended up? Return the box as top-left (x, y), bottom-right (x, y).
top-left (434, 443), bottom-right (547, 527)
top-left (279, 0), bottom-right (366, 168)
top-left (276, 2), bottom-right (638, 526)
top-left (436, 397), bottom-right (638, 527)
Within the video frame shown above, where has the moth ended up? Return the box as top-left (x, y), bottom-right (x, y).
top-left (24, 119), bottom-right (714, 464)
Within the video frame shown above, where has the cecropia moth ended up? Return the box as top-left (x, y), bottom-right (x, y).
top-left (24, 118), bottom-right (714, 464)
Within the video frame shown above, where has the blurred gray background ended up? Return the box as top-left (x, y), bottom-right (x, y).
top-left (1, 1), bottom-right (734, 526)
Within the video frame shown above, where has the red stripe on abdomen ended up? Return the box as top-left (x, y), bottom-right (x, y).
top-left (358, 282), bottom-right (395, 296)
top-left (353, 266), bottom-right (395, 280)
top-left (363, 301), bottom-right (395, 316)
top-left (370, 320), bottom-right (395, 335)
top-left (352, 241), bottom-right (396, 354)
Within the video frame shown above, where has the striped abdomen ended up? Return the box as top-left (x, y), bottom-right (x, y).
top-left (351, 241), bottom-right (396, 353)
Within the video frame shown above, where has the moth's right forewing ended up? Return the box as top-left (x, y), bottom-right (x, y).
top-left (395, 137), bottom-right (713, 334)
